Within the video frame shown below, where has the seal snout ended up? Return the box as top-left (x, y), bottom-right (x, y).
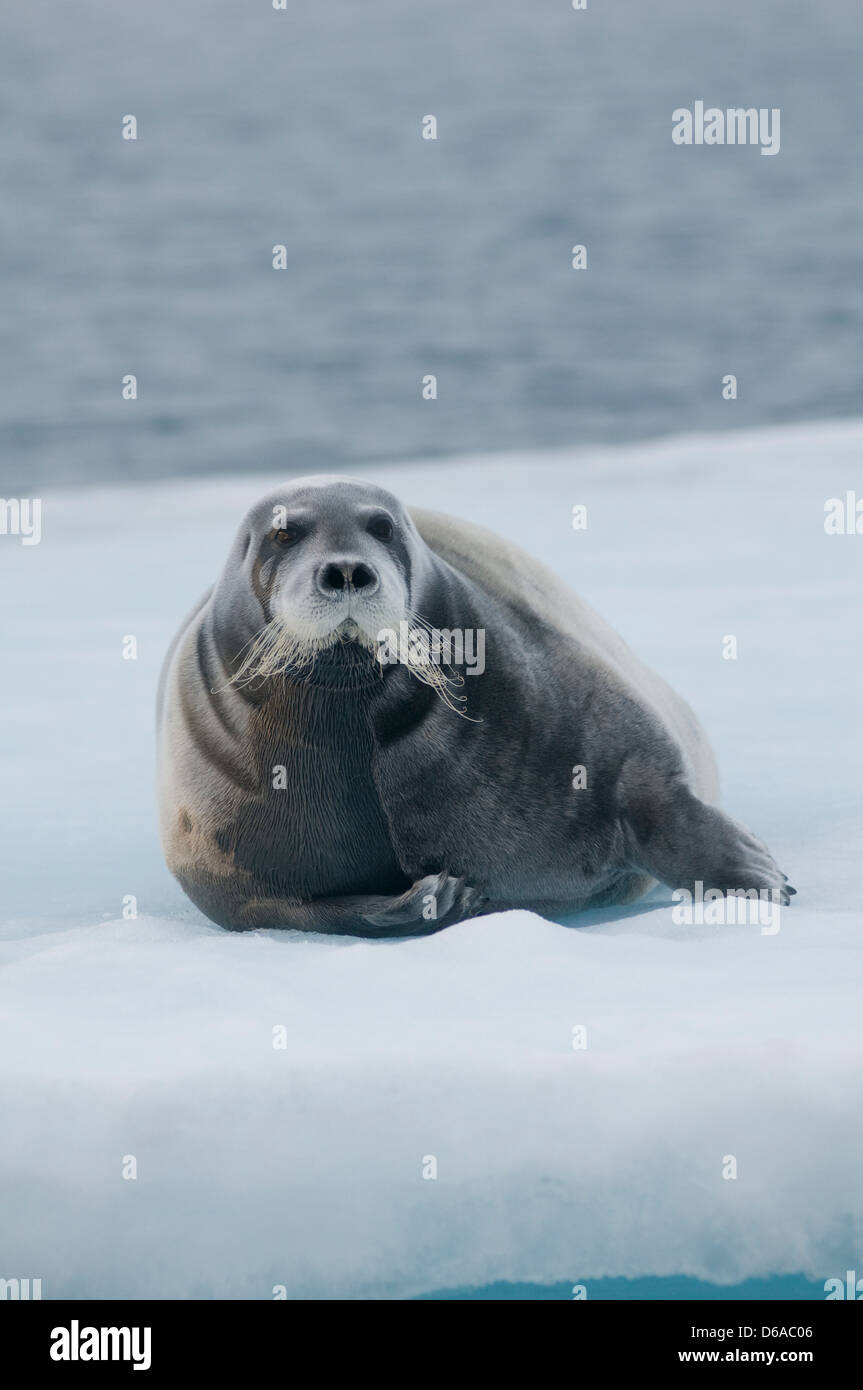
top-left (316, 559), bottom-right (380, 598)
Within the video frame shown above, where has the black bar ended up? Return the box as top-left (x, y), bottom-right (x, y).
top-left (4, 1299), bottom-right (858, 1375)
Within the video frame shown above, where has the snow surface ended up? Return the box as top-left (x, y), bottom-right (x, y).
top-left (1, 419), bottom-right (862, 1298)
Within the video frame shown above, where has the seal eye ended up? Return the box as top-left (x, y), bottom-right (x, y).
top-left (367, 515), bottom-right (394, 541)
top-left (274, 525), bottom-right (302, 546)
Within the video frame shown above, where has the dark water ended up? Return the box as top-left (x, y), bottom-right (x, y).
top-left (2, 0), bottom-right (862, 490)
top-left (420, 1274), bottom-right (828, 1300)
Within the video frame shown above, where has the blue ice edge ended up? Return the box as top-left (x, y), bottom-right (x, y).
top-left (417, 1275), bottom-right (827, 1301)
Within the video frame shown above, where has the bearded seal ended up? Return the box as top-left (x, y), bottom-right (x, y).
top-left (156, 475), bottom-right (793, 934)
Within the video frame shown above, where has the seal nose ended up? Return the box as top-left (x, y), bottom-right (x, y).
top-left (317, 559), bottom-right (379, 597)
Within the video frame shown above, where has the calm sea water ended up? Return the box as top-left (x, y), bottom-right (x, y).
top-left (2, 0), bottom-right (862, 490)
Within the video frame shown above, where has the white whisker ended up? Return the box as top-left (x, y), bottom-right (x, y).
top-left (214, 606), bottom-right (479, 720)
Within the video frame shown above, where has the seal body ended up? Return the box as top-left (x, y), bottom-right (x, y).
top-left (157, 476), bottom-right (792, 933)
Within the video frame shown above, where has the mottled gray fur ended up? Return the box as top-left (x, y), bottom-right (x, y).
top-left (157, 477), bottom-right (793, 934)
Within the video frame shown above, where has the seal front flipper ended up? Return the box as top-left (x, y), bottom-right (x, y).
top-left (360, 871), bottom-right (488, 931)
top-left (231, 872), bottom-right (488, 936)
top-left (622, 774), bottom-right (795, 906)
